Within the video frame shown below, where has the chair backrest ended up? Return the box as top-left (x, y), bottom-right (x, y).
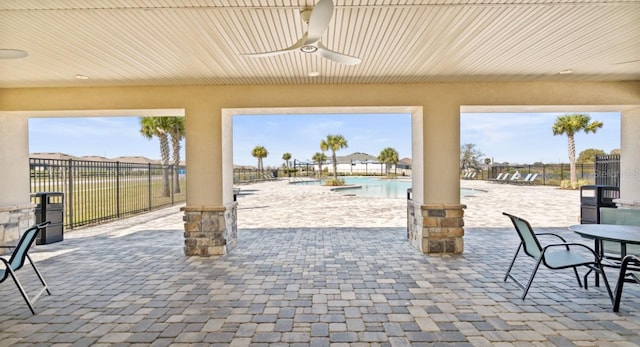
top-left (496, 173), bottom-right (504, 180)
top-left (528, 173), bottom-right (538, 182)
top-left (522, 173), bottom-right (532, 181)
top-left (1, 223), bottom-right (47, 283)
top-left (7, 225), bottom-right (41, 272)
top-left (503, 212), bottom-right (543, 258)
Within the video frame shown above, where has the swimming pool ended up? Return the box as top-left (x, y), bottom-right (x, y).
top-left (295, 176), bottom-right (479, 199)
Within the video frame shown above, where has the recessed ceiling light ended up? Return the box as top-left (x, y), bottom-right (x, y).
top-left (308, 71), bottom-right (320, 77)
top-left (558, 69), bottom-right (574, 75)
top-left (75, 74), bottom-right (89, 80)
top-left (0, 49), bottom-right (28, 59)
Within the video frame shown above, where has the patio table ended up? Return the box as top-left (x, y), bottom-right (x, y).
top-left (569, 224), bottom-right (640, 289)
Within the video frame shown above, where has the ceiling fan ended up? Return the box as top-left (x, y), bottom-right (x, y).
top-left (242, 0), bottom-right (361, 65)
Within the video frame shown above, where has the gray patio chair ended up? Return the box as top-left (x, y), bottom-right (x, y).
top-left (503, 212), bottom-right (613, 301)
top-left (0, 222), bottom-right (51, 314)
top-left (613, 255), bottom-right (640, 312)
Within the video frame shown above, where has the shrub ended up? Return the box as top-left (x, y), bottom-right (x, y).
top-left (323, 178), bottom-right (345, 186)
top-left (559, 179), bottom-right (589, 190)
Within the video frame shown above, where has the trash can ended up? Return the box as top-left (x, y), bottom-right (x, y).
top-left (580, 185), bottom-right (619, 224)
top-left (32, 192), bottom-right (64, 244)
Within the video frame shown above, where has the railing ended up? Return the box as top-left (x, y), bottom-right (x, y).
top-left (30, 158), bottom-right (186, 229)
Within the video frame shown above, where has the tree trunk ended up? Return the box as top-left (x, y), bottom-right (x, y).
top-left (171, 133), bottom-right (181, 194)
top-left (332, 152), bottom-right (338, 179)
top-left (159, 133), bottom-right (171, 197)
top-left (568, 134), bottom-right (577, 184)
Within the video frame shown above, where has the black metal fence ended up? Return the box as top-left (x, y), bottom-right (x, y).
top-left (30, 158), bottom-right (186, 229)
top-left (466, 157), bottom-right (621, 187)
top-left (233, 167), bottom-right (315, 183)
top-left (487, 163), bottom-right (597, 185)
top-left (595, 154), bottom-right (620, 187)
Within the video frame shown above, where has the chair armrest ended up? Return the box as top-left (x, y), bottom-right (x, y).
top-left (535, 232), bottom-right (568, 243)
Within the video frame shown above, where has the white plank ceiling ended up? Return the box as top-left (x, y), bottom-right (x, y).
top-left (1, 0), bottom-right (639, 87)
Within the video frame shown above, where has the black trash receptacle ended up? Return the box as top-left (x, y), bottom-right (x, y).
top-left (580, 185), bottom-right (619, 224)
top-left (32, 192), bottom-right (64, 244)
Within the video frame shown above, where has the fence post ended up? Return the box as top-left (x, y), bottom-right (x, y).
top-left (68, 159), bottom-right (74, 229)
top-left (148, 163), bottom-right (152, 211)
top-left (116, 161), bottom-right (121, 218)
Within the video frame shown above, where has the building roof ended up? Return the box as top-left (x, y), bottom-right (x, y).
top-left (335, 152), bottom-right (377, 164)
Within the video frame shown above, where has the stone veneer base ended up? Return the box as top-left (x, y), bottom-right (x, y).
top-left (0, 203), bottom-right (36, 254)
top-left (407, 200), bottom-right (466, 254)
top-left (181, 203), bottom-right (238, 256)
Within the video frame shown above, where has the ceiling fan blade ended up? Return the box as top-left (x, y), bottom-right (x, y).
top-left (613, 59), bottom-right (640, 65)
top-left (306, 0), bottom-right (334, 43)
top-left (316, 42), bottom-right (361, 65)
top-left (242, 35), bottom-right (306, 57)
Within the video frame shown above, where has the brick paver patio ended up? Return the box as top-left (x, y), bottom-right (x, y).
top-left (1, 204), bottom-right (639, 346)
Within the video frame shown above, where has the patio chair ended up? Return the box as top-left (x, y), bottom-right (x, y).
top-left (0, 222), bottom-right (51, 314)
top-left (613, 255), bottom-right (640, 312)
top-left (502, 212), bottom-right (612, 301)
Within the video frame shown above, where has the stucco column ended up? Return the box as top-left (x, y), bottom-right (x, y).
top-left (181, 102), bottom-right (237, 256)
top-left (0, 116), bottom-right (35, 249)
top-left (407, 103), bottom-right (465, 254)
top-left (616, 107), bottom-right (640, 208)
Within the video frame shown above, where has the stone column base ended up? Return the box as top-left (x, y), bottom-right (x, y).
top-left (181, 202), bottom-right (237, 256)
top-left (0, 203), bottom-right (36, 254)
top-left (407, 201), bottom-right (466, 254)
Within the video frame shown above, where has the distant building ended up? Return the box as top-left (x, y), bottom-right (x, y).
top-left (317, 152), bottom-right (411, 176)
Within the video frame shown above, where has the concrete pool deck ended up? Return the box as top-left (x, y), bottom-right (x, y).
top-left (1, 179), bottom-right (638, 346)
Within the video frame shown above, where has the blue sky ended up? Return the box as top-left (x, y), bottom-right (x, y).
top-left (28, 111), bottom-right (620, 166)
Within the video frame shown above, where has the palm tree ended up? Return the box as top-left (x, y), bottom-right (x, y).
top-left (140, 117), bottom-right (171, 197)
top-left (167, 117), bottom-right (185, 194)
top-left (377, 147), bottom-right (399, 176)
top-left (552, 113), bottom-right (603, 184)
top-left (312, 152), bottom-right (327, 177)
top-left (320, 135), bottom-right (348, 180)
top-left (282, 152), bottom-right (292, 169)
top-left (251, 146), bottom-right (268, 175)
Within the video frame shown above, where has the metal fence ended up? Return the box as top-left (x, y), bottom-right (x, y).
top-left (30, 158), bottom-right (186, 229)
top-left (469, 158), bottom-right (621, 187)
top-left (483, 163), bottom-right (596, 185)
top-left (595, 154), bottom-right (620, 187)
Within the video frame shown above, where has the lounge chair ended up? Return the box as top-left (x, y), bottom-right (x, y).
top-left (502, 212), bottom-right (612, 301)
top-left (0, 222), bottom-right (51, 314)
top-left (613, 255), bottom-right (640, 312)
top-left (495, 173), bottom-right (505, 180)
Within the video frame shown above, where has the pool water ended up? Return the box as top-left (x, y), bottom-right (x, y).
top-left (295, 176), bottom-right (479, 199)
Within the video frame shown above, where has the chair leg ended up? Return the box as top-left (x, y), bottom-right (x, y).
top-left (613, 257), bottom-right (634, 312)
top-left (504, 243), bottom-right (522, 282)
top-left (573, 267), bottom-right (583, 288)
top-left (26, 254), bottom-right (51, 296)
top-left (598, 264), bottom-right (613, 306)
top-left (522, 257), bottom-right (543, 300)
top-left (7, 267), bottom-right (36, 314)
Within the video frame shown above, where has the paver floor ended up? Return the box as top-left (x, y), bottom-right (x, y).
top-left (1, 180), bottom-right (639, 346)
